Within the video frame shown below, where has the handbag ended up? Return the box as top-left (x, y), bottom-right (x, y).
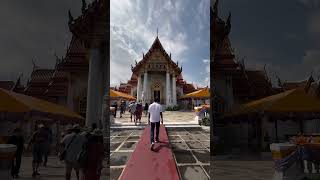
top-left (59, 134), bottom-right (77, 161)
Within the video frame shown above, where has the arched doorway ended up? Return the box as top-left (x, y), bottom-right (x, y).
top-left (151, 81), bottom-right (163, 104)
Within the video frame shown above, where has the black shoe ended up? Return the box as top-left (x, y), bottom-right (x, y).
top-left (32, 172), bottom-right (36, 177)
top-left (150, 142), bottom-right (154, 150)
top-left (35, 172), bottom-right (40, 175)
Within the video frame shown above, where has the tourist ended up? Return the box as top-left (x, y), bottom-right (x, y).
top-left (60, 124), bottom-right (86, 180)
top-left (28, 124), bottom-right (47, 177)
top-left (112, 101), bottom-right (118, 118)
top-left (43, 125), bottom-right (53, 167)
top-left (129, 101), bottom-right (137, 122)
top-left (7, 128), bottom-right (24, 178)
top-left (144, 102), bottom-right (149, 116)
top-left (135, 102), bottom-right (143, 124)
top-left (80, 129), bottom-right (104, 180)
top-left (120, 100), bottom-right (126, 118)
top-left (148, 97), bottom-right (163, 150)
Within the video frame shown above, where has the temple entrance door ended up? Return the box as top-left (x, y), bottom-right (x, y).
top-left (154, 90), bottom-right (160, 101)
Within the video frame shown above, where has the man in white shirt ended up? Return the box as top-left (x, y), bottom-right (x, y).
top-left (148, 97), bottom-right (163, 150)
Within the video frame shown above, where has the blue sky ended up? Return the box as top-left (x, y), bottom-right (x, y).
top-left (110, 0), bottom-right (210, 87)
top-left (219, 0), bottom-right (320, 84)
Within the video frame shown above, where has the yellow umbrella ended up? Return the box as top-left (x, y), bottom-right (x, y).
top-left (110, 89), bottom-right (136, 100)
top-left (0, 88), bottom-right (84, 121)
top-left (180, 88), bottom-right (210, 99)
top-left (229, 88), bottom-right (320, 116)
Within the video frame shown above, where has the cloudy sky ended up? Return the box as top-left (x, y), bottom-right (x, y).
top-left (219, 0), bottom-right (320, 84)
top-left (0, 0), bottom-right (83, 83)
top-left (110, 0), bottom-right (210, 87)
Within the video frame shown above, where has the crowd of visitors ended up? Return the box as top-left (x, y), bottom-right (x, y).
top-left (6, 123), bottom-right (105, 180)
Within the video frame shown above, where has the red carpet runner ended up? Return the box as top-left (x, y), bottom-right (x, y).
top-left (119, 124), bottom-right (180, 180)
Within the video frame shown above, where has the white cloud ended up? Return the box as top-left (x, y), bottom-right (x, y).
top-left (110, 0), bottom-right (192, 85)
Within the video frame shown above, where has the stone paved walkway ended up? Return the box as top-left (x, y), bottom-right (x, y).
top-left (110, 128), bottom-right (210, 180)
top-left (113, 111), bottom-right (198, 125)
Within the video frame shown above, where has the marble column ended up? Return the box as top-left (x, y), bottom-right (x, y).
top-left (172, 75), bottom-right (177, 106)
top-left (86, 47), bottom-right (104, 127)
top-left (143, 72), bottom-right (148, 103)
top-left (166, 72), bottom-right (171, 106)
top-left (137, 74), bottom-right (141, 102)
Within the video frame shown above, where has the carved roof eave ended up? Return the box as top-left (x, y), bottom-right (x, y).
top-left (68, 0), bottom-right (107, 48)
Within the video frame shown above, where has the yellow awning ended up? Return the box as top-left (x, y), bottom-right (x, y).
top-left (228, 88), bottom-right (320, 116)
top-left (180, 88), bottom-right (210, 99)
top-left (0, 88), bottom-right (84, 120)
top-left (110, 89), bottom-right (136, 100)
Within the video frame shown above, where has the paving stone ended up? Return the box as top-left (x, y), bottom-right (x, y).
top-left (119, 141), bottom-right (137, 150)
top-left (180, 135), bottom-right (195, 141)
top-left (192, 150), bottom-right (210, 163)
top-left (202, 165), bottom-right (210, 176)
top-left (111, 131), bottom-right (120, 136)
top-left (185, 141), bottom-right (206, 149)
top-left (178, 165), bottom-right (209, 180)
top-left (169, 135), bottom-right (182, 141)
top-left (192, 134), bottom-right (209, 141)
top-left (173, 150), bottom-right (196, 164)
top-left (117, 130), bottom-right (132, 136)
top-left (126, 136), bottom-right (140, 141)
top-left (201, 141), bottom-right (210, 149)
top-left (171, 141), bottom-right (189, 150)
top-left (110, 152), bottom-right (132, 166)
top-left (175, 131), bottom-right (190, 136)
top-left (110, 168), bottom-right (124, 180)
top-left (131, 130), bottom-right (143, 135)
top-left (110, 142), bottom-right (122, 151)
top-left (112, 136), bottom-right (127, 142)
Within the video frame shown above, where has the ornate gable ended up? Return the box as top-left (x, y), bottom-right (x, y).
top-left (131, 36), bottom-right (182, 75)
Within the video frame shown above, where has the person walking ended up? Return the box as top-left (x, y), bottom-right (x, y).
top-left (60, 124), bottom-right (87, 180)
top-left (144, 102), bottom-right (149, 116)
top-left (28, 124), bottom-right (48, 177)
top-left (111, 101), bottom-right (118, 118)
top-left (148, 98), bottom-right (163, 150)
top-left (7, 128), bottom-right (24, 178)
top-left (80, 129), bottom-right (105, 180)
top-left (120, 100), bottom-right (126, 118)
top-left (128, 101), bottom-right (137, 123)
top-left (43, 125), bottom-right (52, 167)
top-left (135, 102), bottom-right (143, 124)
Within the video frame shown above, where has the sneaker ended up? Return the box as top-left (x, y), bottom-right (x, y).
top-left (150, 142), bottom-right (154, 150)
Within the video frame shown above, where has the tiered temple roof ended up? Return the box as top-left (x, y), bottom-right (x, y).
top-left (131, 36), bottom-right (182, 75)
top-left (211, 0), bottom-right (274, 102)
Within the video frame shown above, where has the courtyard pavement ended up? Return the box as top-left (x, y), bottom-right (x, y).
top-left (113, 110), bottom-right (198, 125)
top-left (16, 156), bottom-right (109, 180)
top-left (110, 128), bottom-right (210, 180)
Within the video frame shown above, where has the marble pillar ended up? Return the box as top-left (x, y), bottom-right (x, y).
top-left (143, 72), bottom-right (148, 103)
top-left (166, 72), bottom-right (171, 106)
top-left (172, 75), bottom-right (177, 105)
top-left (86, 47), bottom-right (104, 127)
top-left (137, 75), bottom-right (141, 102)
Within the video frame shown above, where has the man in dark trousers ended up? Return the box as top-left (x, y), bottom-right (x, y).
top-left (7, 128), bottom-right (24, 178)
top-left (148, 97), bottom-right (163, 150)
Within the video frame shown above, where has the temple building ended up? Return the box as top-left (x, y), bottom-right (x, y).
top-left (0, 0), bottom-right (107, 127)
top-left (211, 0), bottom-right (275, 115)
top-left (112, 35), bottom-right (199, 107)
